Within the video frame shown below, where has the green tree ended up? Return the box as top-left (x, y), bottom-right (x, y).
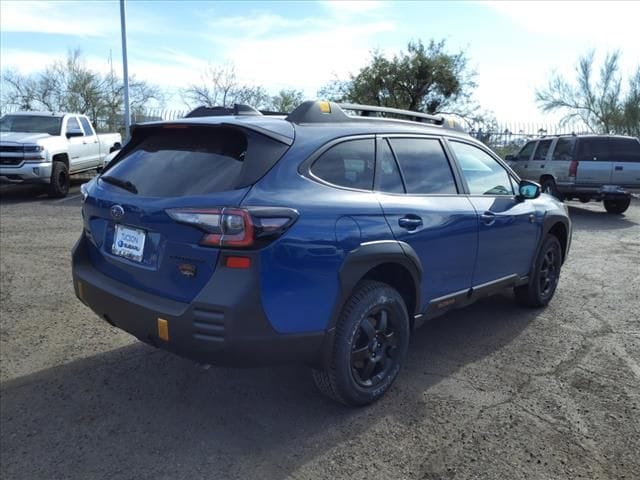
top-left (269, 89), bottom-right (305, 113)
top-left (318, 40), bottom-right (477, 116)
top-left (536, 51), bottom-right (640, 136)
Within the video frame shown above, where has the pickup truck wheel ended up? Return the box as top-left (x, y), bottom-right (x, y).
top-left (47, 161), bottom-right (70, 198)
top-left (515, 235), bottom-right (562, 308)
top-left (312, 280), bottom-right (410, 406)
top-left (604, 198), bottom-right (631, 214)
top-left (541, 178), bottom-right (560, 200)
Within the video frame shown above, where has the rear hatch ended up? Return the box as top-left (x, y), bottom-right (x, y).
top-left (609, 137), bottom-right (640, 187)
top-left (82, 123), bottom-right (290, 303)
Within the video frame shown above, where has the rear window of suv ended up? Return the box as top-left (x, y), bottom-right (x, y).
top-left (103, 126), bottom-right (288, 197)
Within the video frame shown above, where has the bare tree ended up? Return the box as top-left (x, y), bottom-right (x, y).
top-left (182, 62), bottom-right (239, 108)
top-left (536, 50), bottom-right (640, 135)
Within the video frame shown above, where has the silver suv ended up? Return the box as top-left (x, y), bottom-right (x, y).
top-left (507, 135), bottom-right (640, 214)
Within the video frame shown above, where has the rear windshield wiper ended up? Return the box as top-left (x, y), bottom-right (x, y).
top-left (100, 175), bottom-right (138, 194)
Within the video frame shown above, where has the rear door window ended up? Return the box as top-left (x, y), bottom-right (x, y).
top-left (609, 138), bottom-right (640, 162)
top-left (388, 138), bottom-right (457, 194)
top-left (552, 138), bottom-right (576, 161)
top-left (311, 139), bottom-right (375, 190)
top-left (103, 126), bottom-right (287, 197)
top-left (533, 140), bottom-right (552, 160)
top-left (376, 139), bottom-right (405, 193)
top-left (516, 141), bottom-right (536, 161)
top-left (79, 117), bottom-right (95, 136)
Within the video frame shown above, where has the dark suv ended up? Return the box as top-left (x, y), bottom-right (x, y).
top-left (72, 101), bottom-right (571, 405)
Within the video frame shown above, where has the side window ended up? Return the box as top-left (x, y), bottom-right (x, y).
top-left (577, 137), bottom-right (610, 161)
top-left (79, 117), bottom-right (94, 136)
top-left (66, 117), bottom-right (83, 135)
top-left (552, 138), bottom-right (576, 161)
top-left (388, 138), bottom-right (457, 194)
top-left (376, 140), bottom-right (405, 193)
top-left (310, 139), bottom-right (375, 190)
top-left (449, 141), bottom-right (515, 196)
top-left (609, 138), bottom-right (640, 162)
top-left (533, 139), bottom-right (552, 160)
top-left (516, 141), bottom-right (536, 161)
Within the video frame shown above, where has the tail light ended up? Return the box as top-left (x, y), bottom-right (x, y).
top-left (568, 160), bottom-right (579, 177)
top-left (166, 207), bottom-right (298, 249)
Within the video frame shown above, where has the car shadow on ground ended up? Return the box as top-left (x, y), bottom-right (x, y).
top-left (0, 293), bottom-right (540, 479)
top-left (0, 177), bottom-right (91, 205)
top-left (567, 202), bottom-right (638, 231)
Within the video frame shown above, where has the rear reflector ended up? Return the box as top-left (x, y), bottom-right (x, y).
top-left (569, 160), bottom-right (579, 177)
top-left (157, 318), bottom-right (170, 341)
top-left (225, 256), bottom-right (251, 269)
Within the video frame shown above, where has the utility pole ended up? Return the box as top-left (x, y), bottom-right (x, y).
top-left (120, 0), bottom-right (131, 141)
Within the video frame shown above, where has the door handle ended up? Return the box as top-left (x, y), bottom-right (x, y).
top-left (398, 215), bottom-right (423, 230)
top-left (615, 166), bottom-right (623, 171)
top-left (541, 164), bottom-right (545, 168)
top-left (481, 211), bottom-right (496, 226)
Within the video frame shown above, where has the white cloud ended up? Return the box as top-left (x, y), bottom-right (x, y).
top-left (483, 1), bottom-right (640, 57)
top-left (321, 1), bottom-right (386, 15)
top-left (0, 1), bottom-right (115, 37)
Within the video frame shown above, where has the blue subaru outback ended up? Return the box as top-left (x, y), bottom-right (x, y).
top-left (72, 101), bottom-right (571, 405)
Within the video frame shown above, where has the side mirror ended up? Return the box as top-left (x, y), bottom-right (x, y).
top-left (518, 180), bottom-right (541, 200)
top-left (66, 129), bottom-right (84, 139)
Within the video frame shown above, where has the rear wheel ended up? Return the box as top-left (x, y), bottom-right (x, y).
top-left (47, 161), bottom-right (70, 198)
top-left (515, 235), bottom-right (562, 307)
top-left (604, 198), bottom-right (630, 214)
top-left (312, 280), bottom-right (410, 406)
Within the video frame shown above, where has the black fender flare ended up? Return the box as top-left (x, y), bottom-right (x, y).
top-left (316, 240), bottom-right (422, 369)
top-left (332, 240), bottom-right (422, 329)
top-left (530, 212), bottom-right (571, 274)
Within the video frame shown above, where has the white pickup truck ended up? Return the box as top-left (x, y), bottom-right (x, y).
top-left (0, 112), bottom-right (122, 197)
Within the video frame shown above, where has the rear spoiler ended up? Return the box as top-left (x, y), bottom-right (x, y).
top-left (186, 104), bottom-right (287, 118)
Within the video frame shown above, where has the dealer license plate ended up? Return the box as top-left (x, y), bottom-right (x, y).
top-left (112, 224), bottom-right (146, 262)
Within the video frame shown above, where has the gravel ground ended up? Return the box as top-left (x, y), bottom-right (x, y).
top-left (1, 182), bottom-right (639, 480)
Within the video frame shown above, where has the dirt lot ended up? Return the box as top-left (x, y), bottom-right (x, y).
top-left (1, 182), bottom-right (639, 480)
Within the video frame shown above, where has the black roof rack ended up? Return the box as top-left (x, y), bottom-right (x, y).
top-left (185, 104), bottom-right (287, 118)
top-left (285, 101), bottom-right (466, 132)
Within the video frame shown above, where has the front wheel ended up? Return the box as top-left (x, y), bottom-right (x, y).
top-left (47, 161), bottom-right (70, 198)
top-left (515, 235), bottom-right (563, 307)
top-left (604, 198), bottom-right (630, 214)
top-left (541, 178), bottom-right (561, 200)
top-left (312, 280), bottom-right (410, 406)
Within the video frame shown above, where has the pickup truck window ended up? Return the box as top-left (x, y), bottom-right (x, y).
top-left (79, 117), bottom-right (95, 136)
top-left (66, 117), bottom-right (83, 135)
top-left (0, 115), bottom-right (62, 135)
top-left (552, 138), bottom-right (576, 161)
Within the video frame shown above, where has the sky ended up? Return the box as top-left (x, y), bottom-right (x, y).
top-left (1, 0), bottom-right (639, 122)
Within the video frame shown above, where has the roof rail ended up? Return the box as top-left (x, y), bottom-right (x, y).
top-left (285, 101), bottom-right (467, 132)
top-left (338, 103), bottom-right (445, 126)
top-left (185, 104), bottom-right (265, 118)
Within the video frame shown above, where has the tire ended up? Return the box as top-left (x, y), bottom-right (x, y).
top-left (603, 198), bottom-right (630, 214)
top-left (312, 280), bottom-right (410, 406)
top-left (515, 235), bottom-right (562, 308)
top-left (47, 161), bottom-right (70, 198)
top-left (540, 178), bottom-right (560, 200)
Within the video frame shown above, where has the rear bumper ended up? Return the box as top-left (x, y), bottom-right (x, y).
top-left (71, 235), bottom-right (326, 367)
top-left (0, 161), bottom-right (52, 184)
top-left (556, 183), bottom-right (639, 198)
